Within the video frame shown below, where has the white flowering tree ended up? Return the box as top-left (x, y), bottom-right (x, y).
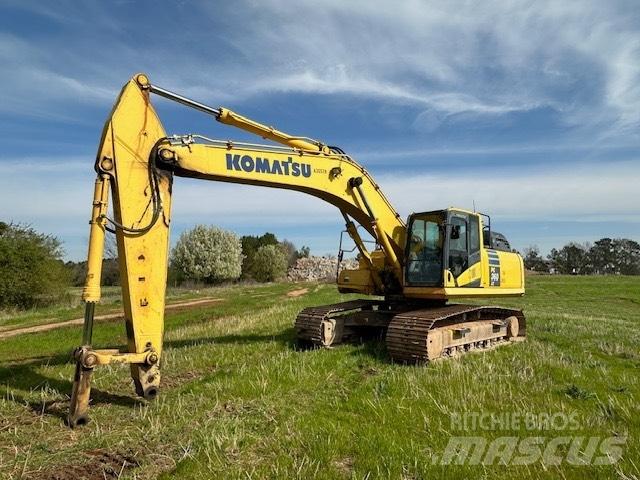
top-left (171, 225), bottom-right (242, 283)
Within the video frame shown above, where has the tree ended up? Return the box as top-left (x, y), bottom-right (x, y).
top-left (100, 235), bottom-right (120, 286)
top-left (65, 233), bottom-right (120, 287)
top-left (279, 239), bottom-right (299, 269)
top-left (250, 244), bottom-right (288, 282)
top-left (523, 245), bottom-right (548, 272)
top-left (171, 225), bottom-right (242, 283)
top-left (548, 243), bottom-right (588, 274)
top-left (613, 238), bottom-right (640, 275)
top-left (279, 240), bottom-right (311, 269)
top-left (0, 222), bottom-right (70, 308)
top-left (587, 238), bottom-right (616, 274)
top-left (241, 232), bottom-right (279, 278)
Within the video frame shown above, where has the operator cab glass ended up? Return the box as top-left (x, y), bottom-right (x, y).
top-left (405, 209), bottom-right (482, 287)
top-left (405, 211), bottom-right (445, 286)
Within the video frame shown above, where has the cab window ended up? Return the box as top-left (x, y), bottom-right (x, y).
top-left (448, 215), bottom-right (468, 278)
top-left (406, 214), bottom-right (443, 285)
top-left (469, 215), bottom-right (480, 254)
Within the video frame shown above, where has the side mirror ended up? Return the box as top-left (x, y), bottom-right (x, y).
top-left (450, 225), bottom-right (461, 240)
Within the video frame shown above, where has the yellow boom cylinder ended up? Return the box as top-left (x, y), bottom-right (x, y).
top-left (217, 108), bottom-right (330, 154)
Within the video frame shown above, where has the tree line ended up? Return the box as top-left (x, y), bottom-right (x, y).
top-left (64, 226), bottom-right (310, 289)
top-left (1, 222), bottom-right (310, 309)
top-left (167, 226), bottom-right (309, 285)
top-left (2, 220), bottom-right (638, 310)
top-left (523, 238), bottom-right (640, 275)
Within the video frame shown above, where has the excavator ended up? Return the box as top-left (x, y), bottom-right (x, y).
top-left (68, 74), bottom-right (526, 427)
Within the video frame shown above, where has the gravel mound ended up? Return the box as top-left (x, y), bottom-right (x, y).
top-left (288, 256), bottom-right (359, 282)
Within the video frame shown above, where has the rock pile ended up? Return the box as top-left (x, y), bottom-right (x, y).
top-left (287, 256), bottom-right (359, 282)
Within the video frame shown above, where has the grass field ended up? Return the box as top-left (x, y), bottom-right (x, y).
top-left (0, 276), bottom-right (638, 479)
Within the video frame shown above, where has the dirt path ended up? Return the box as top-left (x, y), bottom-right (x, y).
top-left (286, 288), bottom-right (309, 297)
top-left (0, 297), bottom-right (224, 340)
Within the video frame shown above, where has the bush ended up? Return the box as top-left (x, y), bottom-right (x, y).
top-left (66, 258), bottom-right (120, 287)
top-left (240, 233), bottom-right (279, 278)
top-left (241, 233), bottom-right (308, 279)
top-left (250, 244), bottom-right (288, 282)
top-left (0, 222), bottom-right (70, 308)
top-left (171, 225), bottom-right (242, 284)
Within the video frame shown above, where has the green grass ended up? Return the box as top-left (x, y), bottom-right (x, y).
top-left (0, 277), bottom-right (638, 479)
top-left (0, 283), bottom-right (247, 332)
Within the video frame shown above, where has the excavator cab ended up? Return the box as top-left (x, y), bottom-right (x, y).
top-left (403, 208), bottom-right (525, 299)
top-left (405, 209), bottom-right (482, 288)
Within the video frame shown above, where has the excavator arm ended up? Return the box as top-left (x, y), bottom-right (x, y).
top-left (68, 74), bottom-right (406, 426)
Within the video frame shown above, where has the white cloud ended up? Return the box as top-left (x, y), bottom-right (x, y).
top-left (171, 161), bottom-right (640, 223)
top-left (1, 0), bottom-right (638, 136)
top-left (377, 161), bottom-right (640, 220)
top-left (2, 156), bottom-right (636, 259)
top-left (1, 1), bottom-right (639, 258)
top-left (171, 179), bottom-right (337, 224)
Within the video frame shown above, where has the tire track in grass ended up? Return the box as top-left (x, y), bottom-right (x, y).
top-left (0, 298), bottom-right (224, 340)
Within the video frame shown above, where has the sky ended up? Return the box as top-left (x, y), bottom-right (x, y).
top-left (0, 0), bottom-right (639, 261)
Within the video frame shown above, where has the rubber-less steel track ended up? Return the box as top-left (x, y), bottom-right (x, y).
top-left (295, 300), bottom-right (526, 362)
top-left (294, 299), bottom-right (379, 346)
top-left (386, 304), bottom-right (526, 363)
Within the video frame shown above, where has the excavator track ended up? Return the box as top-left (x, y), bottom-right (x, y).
top-left (386, 304), bottom-right (526, 363)
top-left (295, 300), bottom-right (526, 363)
top-left (294, 299), bottom-right (381, 347)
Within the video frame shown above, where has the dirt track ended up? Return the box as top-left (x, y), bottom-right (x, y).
top-left (0, 297), bottom-right (224, 340)
top-left (286, 288), bottom-right (309, 297)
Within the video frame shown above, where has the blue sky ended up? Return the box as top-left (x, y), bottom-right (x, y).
top-left (0, 0), bottom-right (639, 260)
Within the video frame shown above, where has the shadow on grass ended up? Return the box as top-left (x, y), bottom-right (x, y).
top-left (164, 329), bottom-right (296, 351)
top-left (0, 328), bottom-right (390, 423)
top-left (348, 337), bottom-right (389, 362)
top-left (0, 355), bottom-right (144, 423)
top-left (165, 328), bottom-right (389, 359)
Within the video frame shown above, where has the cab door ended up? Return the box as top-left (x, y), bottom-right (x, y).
top-left (445, 211), bottom-right (482, 287)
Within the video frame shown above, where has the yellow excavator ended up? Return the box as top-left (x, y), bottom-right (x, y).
top-left (68, 74), bottom-right (526, 427)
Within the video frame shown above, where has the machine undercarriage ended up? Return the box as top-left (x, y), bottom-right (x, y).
top-left (295, 300), bottom-right (525, 362)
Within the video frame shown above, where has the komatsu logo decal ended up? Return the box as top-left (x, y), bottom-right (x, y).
top-left (226, 154), bottom-right (312, 178)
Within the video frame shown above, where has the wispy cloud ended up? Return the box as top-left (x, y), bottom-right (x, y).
top-left (246, 67), bottom-right (537, 116)
top-left (2, 154), bottom-right (637, 259)
top-left (2, 0), bottom-right (639, 137)
top-left (189, 0), bottom-right (640, 135)
top-left (378, 160), bottom-right (640, 220)
top-left (1, 0), bottom-right (638, 259)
